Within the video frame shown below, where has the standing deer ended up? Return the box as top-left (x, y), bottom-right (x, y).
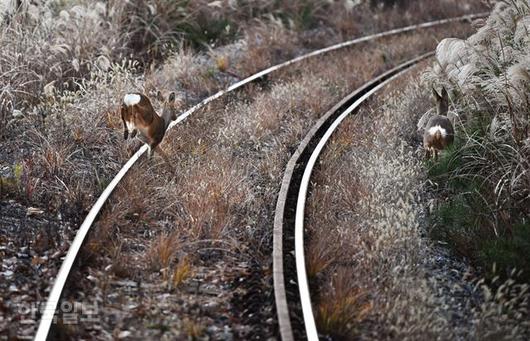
top-left (121, 92), bottom-right (177, 165)
top-left (423, 87), bottom-right (454, 160)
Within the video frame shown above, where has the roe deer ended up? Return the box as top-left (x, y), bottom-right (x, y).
top-left (423, 87), bottom-right (454, 160)
top-left (121, 92), bottom-right (177, 164)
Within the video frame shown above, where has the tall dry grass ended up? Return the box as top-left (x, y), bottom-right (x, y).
top-left (423, 0), bottom-right (530, 280)
top-left (306, 70), bottom-right (530, 339)
top-left (64, 23), bottom-right (479, 339)
top-left (0, 0), bottom-right (485, 338)
top-left (0, 0), bottom-right (486, 138)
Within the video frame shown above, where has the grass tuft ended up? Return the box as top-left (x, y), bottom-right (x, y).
top-left (316, 270), bottom-right (372, 339)
top-left (170, 256), bottom-right (192, 289)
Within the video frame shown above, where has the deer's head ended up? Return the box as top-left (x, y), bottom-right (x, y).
top-left (432, 87), bottom-right (448, 116)
top-left (157, 91), bottom-right (178, 126)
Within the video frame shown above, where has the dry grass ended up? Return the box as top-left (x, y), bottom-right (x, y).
top-left (0, 0), bottom-right (486, 138)
top-left (305, 66), bottom-right (530, 339)
top-left (0, 1), bottom-right (124, 132)
top-left (423, 0), bottom-right (530, 281)
top-left (316, 269), bottom-right (372, 339)
top-left (146, 232), bottom-right (181, 272)
top-left (0, 0), bottom-right (486, 338)
top-left (170, 256), bottom-right (192, 289)
top-left (182, 318), bottom-right (205, 339)
top-left (66, 21), bottom-right (479, 338)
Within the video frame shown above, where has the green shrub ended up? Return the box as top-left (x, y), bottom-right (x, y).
top-left (429, 129), bottom-right (530, 281)
top-left (480, 222), bottom-right (530, 281)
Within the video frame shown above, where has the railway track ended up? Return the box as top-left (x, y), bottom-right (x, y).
top-left (273, 53), bottom-right (432, 341)
top-left (34, 13), bottom-right (486, 340)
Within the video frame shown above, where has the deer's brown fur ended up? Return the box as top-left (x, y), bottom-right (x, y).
top-left (423, 87), bottom-right (454, 160)
top-left (121, 92), bottom-right (177, 166)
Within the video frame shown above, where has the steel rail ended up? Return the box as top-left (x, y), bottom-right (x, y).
top-left (35, 12), bottom-right (486, 340)
top-left (273, 52), bottom-right (435, 340)
top-left (296, 53), bottom-right (432, 339)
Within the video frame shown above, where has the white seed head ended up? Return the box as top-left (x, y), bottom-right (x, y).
top-left (436, 38), bottom-right (468, 68)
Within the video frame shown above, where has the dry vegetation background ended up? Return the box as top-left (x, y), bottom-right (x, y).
top-left (306, 0), bottom-right (530, 339)
top-left (0, 0), bottom-right (499, 339)
top-left (68, 25), bottom-right (474, 339)
top-left (424, 0), bottom-right (530, 281)
top-left (306, 70), bottom-right (530, 340)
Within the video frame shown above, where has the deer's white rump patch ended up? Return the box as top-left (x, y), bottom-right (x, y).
top-left (123, 93), bottom-right (141, 106)
top-left (427, 125), bottom-right (447, 137)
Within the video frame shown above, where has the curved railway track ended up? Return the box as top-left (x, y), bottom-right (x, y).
top-left (35, 13), bottom-right (487, 340)
top-left (273, 53), bottom-right (433, 341)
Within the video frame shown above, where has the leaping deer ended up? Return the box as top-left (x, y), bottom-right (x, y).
top-left (423, 87), bottom-right (454, 160)
top-left (121, 92), bottom-right (177, 166)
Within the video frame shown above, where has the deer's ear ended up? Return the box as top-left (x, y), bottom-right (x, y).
top-left (168, 92), bottom-right (176, 103)
top-left (156, 90), bottom-right (163, 101)
top-left (441, 87), bottom-right (448, 102)
top-left (432, 87), bottom-right (441, 100)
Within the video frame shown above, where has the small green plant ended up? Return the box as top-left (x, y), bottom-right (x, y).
top-left (0, 163), bottom-right (27, 199)
top-left (427, 139), bottom-right (461, 180)
top-left (431, 194), bottom-right (481, 257)
top-left (13, 163), bottom-right (23, 184)
top-left (182, 18), bottom-right (235, 48)
top-left (205, 67), bottom-right (217, 79)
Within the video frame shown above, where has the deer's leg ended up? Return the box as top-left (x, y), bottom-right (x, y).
top-left (138, 134), bottom-right (149, 145)
top-left (147, 145), bottom-right (153, 159)
top-left (122, 118), bottom-right (129, 140)
top-left (425, 148), bottom-right (431, 160)
top-left (123, 119), bottom-right (139, 140)
top-left (147, 135), bottom-right (160, 160)
top-left (434, 149), bottom-right (439, 161)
